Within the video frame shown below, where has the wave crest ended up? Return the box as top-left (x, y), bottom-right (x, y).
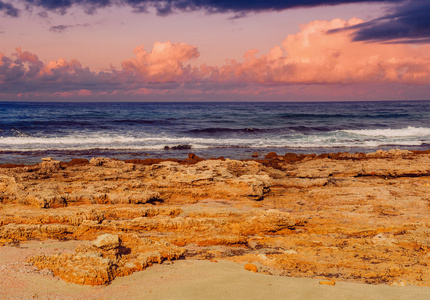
top-left (343, 126), bottom-right (430, 137)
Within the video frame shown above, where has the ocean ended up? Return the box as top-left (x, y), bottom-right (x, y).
top-left (1, 101), bottom-right (429, 164)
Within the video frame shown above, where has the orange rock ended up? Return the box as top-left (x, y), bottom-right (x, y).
top-left (92, 234), bottom-right (120, 251)
top-left (264, 152), bottom-right (278, 159)
top-left (319, 280), bottom-right (336, 286)
top-left (244, 263), bottom-right (258, 273)
top-left (1, 152), bottom-right (430, 286)
top-left (28, 234), bottom-right (185, 285)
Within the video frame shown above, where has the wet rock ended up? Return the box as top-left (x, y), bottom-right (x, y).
top-left (164, 145), bottom-right (192, 150)
top-left (284, 153), bottom-right (299, 162)
top-left (265, 152), bottom-right (278, 159)
top-left (66, 158), bottom-right (89, 167)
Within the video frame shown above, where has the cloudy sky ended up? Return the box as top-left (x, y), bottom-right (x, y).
top-left (1, 0), bottom-right (430, 101)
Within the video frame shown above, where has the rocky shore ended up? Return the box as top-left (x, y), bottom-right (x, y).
top-left (1, 149), bottom-right (430, 294)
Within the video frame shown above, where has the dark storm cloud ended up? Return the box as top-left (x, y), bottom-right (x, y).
top-left (331, 0), bottom-right (430, 43)
top-left (6, 1), bottom-right (430, 44)
top-left (23, 0), bottom-right (111, 14)
top-left (17, 0), bottom-right (402, 16)
top-left (123, 0), bottom-right (404, 16)
top-left (0, 1), bottom-right (19, 17)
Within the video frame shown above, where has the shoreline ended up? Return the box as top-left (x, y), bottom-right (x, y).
top-left (1, 149), bottom-right (430, 298)
top-left (2, 147), bottom-right (430, 168)
top-left (1, 144), bottom-right (430, 165)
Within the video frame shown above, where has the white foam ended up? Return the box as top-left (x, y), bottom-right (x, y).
top-left (0, 129), bottom-right (428, 151)
top-left (342, 126), bottom-right (430, 137)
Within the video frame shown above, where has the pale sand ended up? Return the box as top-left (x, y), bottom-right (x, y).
top-left (1, 241), bottom-right (430, 300)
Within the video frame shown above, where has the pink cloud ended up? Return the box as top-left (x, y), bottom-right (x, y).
top-left (216, 18), bottom-right (430, 85)
top-left (15, 47), bottom-right (40, 64)
top-left (121, 41), bottom-right (200, 82)
top-left (2, 22), bottom-right (430, 101)
top-left (42, 58), bottom-right (83, 75)
top-left (52, 89), bottom-right (93, 98)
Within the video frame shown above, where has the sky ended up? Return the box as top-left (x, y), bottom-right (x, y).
top-left (1, 0), bottom-right (430, 101)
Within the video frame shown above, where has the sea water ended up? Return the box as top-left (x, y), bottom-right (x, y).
top-left (0, 101), bottom-right (429, 164)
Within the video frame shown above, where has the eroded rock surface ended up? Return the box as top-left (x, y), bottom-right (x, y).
top-left (1, 150), bottom-right (430, 286)
top-left (29, 234), bottom-right (185, 285)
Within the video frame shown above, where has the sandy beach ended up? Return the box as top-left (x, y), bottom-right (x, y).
top-left (1, 242), bottom-right (430, 300)
top-left (2, 149), bottom-right (430, 299)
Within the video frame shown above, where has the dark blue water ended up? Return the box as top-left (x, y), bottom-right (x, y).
top-left (1, 101), bottom-right (429, 164)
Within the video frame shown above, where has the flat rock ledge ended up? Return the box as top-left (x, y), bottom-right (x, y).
top-left (1, 150), bottom-right (430, 286)
top-left (28, 234), bottom-right (185, 285)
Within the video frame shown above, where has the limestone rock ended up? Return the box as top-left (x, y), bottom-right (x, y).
top-left (29, 252), bottom-right (115, 286)
top-left (93, 234), bottom-right (121, 250)
top-left (2, 151), bottom-right (430, 286)
top-left (28, 234), bottom-right (185, 285)
top-left (0, 175), bottom-right (18, 202)
top-left (240, 209), bottom-right (301, 235)
top-left (367, 149), bottom-right (413, 158)
top-left (0, 224), bottom-right (73, 240)
top-left (39, 158), bottom-right (62, 174)
top-left (89, 157), bottom-right (134, 170)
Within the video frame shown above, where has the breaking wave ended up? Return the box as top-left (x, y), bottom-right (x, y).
top-left (343, 126), bottom-right (430, 137)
